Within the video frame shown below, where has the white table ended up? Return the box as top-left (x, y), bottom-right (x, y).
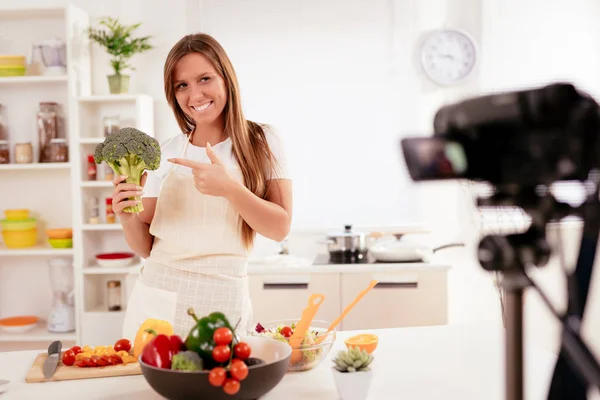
top-left (0, 323), bottom-right (595, 400)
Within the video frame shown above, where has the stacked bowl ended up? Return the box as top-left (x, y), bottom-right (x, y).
top-left (0, 55), bottom-right (26, 77)
top-left (1, 209), bottom-right (37, 248)
top-left (46, 228), bottom-right (72, 248)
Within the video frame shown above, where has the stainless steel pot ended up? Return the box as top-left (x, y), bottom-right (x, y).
top-left (319, 225), bottom-right (367, 255)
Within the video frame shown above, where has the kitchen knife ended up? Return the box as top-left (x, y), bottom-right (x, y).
top-left (43, 341), bottom-right (62, 379)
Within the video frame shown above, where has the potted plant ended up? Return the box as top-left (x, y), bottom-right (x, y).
top-left (86, 16), bottom-right (154, 94)
top-left (331, 346), bottom-right (374, 400)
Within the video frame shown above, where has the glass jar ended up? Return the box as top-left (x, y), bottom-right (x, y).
top-left (89, 197), bottom-right (100, 224)
top-left (103, 116), bottom-right (120, 137)
top-left (48, 138), bottom-right (69, 162)
top-left (0, 104), bottom-right (8, 141)
top-left (105, 197), bottom-right (116, 223)
top-left (14, 142), bottom-right (33, 163)
top-left (87, 155), bottom-right (97, 180)
top-left (37, 102), bottom-right (59, 162)
top-left (107, 280), bottom-right (122, 311)
top-left (0, 140), bottom-right (9, 164)
top-left (104, 164), bottom-right (113, 181)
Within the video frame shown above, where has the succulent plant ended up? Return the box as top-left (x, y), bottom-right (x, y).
top-left (332, 346), bottom-right (373, 372)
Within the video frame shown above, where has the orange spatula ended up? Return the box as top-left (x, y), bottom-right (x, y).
top-left (316, 279), bottom-right (378, 344)
top-left (288, 293), bottom-right (325, 350)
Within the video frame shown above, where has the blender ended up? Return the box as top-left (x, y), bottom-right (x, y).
top-left (33, 38), bottom-right (67, 76)
top-left (47, 257), bottom-right (75, 333)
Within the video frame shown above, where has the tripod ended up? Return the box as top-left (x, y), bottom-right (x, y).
top-left (477, 192), bottom-right (600, 400)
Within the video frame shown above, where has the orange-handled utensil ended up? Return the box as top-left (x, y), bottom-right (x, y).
top-left (288, 293), bottom-right (325, 350)
top-left (316, 279), bottom-right (378, 344)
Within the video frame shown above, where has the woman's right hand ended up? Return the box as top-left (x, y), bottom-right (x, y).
top-left (111, 174), bottom-right (146, 224)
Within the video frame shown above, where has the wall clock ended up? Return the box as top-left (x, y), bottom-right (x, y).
top-left (420, 29), bottom-right (477, 86)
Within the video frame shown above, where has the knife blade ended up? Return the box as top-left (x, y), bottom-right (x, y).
top-left (43, 341), bottom-right (62, 379)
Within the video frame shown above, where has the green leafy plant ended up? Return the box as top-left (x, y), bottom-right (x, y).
top-left (87, 16), bottom-right (154, 75)
top-left (332, 347), bottom-right (373, 372)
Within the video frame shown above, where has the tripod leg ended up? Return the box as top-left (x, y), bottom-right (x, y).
top-left (505, 275), bottom-right (525, 400)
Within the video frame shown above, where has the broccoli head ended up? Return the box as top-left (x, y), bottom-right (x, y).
top-left (171, 351), bottom-right (203, 372)
top-left (94, 127), bottom-right (161, 214)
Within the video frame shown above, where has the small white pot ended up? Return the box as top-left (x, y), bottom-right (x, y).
top-left (332, 367), bottom-right (373, 400)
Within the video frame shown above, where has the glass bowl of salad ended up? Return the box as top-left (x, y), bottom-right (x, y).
top-left (249, 319), bottom-right (336, 372)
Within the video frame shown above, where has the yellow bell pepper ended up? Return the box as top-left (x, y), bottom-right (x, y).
top-left (133, 319), bottom-right (174, 358)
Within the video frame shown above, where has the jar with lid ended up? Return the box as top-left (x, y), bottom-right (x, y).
top-left (104, 164), bottom-right (113, 181)
top-left (48, 138), bottom-right (69, 162)
top-left (37, 102), bottom-right (59, 162)
top-left (106, 280), bottom-right (122, 311)
top-left (14, 142), bottom-right (33, 164)
top-left (0, 140), bottom-right (9, 164)
top-left (103, 116), bottom-right (120, 137)
top-left (87, 155), bottom-right (97, 180)
top-left (106, 197), bottom-right (116, 223)
top-left (89, 197), bottom-right (100, 224)
top-left (0, 104), bottom-right (8, 141)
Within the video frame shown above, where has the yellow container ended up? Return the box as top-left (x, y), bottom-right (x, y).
top-left (0, 218), bottom-right (36, 231)
top-left (4, 209), bottom-right (29, 220)
top-left (0, 65), bottom-right (26, 77)
top-left (2, 228), bottom-right (37, 248)
top-left (0, 55), bottom-right (26, 66)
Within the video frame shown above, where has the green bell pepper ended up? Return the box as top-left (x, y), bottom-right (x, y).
top-left (184, 308), bottom-right (237, 360)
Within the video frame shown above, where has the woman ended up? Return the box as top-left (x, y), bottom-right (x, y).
top-left (115, 33), bottom-right (292, 340)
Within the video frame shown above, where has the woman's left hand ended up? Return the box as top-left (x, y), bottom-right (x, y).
top-left (168, 143), bottom-right (238, 198)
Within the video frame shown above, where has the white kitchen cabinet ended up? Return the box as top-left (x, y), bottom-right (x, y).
top-left (339, 270), bottom-right (448, 330)
top-left (248, 273), bottom-right (341, 326)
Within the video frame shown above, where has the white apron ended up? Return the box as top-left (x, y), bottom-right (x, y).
top-left (121, 133), bottom-right (253, 341)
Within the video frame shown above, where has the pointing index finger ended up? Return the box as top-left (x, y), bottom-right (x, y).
top-left (168, 157), bottom-right (203, 169)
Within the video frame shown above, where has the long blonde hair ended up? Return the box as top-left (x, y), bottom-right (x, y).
top-left (163, 33), bottom-right (277, 250)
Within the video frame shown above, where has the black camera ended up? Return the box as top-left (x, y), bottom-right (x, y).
top-left (400, 82), bottom-right (600, 400)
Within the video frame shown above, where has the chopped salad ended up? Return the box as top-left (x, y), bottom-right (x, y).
top-left (253, 322), bottom-right (329, 369)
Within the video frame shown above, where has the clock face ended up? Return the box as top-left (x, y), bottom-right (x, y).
top-left (421, 29), bottom-right (477, 86)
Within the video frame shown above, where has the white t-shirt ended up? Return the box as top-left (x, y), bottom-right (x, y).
top-left (143, 125), bottom-right (289, 198)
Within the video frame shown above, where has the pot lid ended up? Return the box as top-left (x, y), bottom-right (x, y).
top-left (327, 224), bottom-right (363, 237)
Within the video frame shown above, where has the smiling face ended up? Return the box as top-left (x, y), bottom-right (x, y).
top-left (172, 52), bottom-right (228, 128)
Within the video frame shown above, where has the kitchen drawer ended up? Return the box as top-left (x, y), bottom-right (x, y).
top-left (248, 273), bottom-right (341, 325)
top-left (340, 270), bottom-right (448, 331)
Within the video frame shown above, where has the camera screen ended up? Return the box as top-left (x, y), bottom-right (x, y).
top-left (401, 137), bottom-right (468, 181)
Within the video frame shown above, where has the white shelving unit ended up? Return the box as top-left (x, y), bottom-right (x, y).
top-left (0, 5), bottom-right (155, 349)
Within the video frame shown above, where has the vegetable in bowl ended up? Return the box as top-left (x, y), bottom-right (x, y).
top-left (251, 319), bottom-right (336, 371)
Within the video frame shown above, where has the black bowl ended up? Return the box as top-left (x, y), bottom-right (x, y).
top-left (139, 335), bottom-right (292, 400)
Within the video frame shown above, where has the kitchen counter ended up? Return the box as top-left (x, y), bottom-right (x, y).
top-left (248, 254), bottom-right (451, 274)
top-left (1, 322), bottom-right (593, 400)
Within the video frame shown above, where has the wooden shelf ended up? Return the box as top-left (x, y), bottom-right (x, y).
top-left (0, 244), bottom-right (74, 257)
top-left (82, 264), bottom-right (141, 275)
top-left (0, 6), bottom-right (65, 19)
top-left (80, 181), bottom-right (112, 188)
top-left (0, 323), bottom-right (76, 342)
top-left (0, 75), bottom-right (68, 84)
top-left (82, 224), bottom-right (122, 231)
top-left (0, 163), bottom-right (71, 171)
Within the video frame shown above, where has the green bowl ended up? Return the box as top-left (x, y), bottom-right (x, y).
top-left (0, 65), bottom-right (26, 77)
top-left (0, 218), bottom-right (37, 231)
top-left (48, 238), bottom-right (72, 248)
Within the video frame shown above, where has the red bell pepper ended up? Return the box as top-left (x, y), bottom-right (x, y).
top-left (141, 329), bottom-right (185, 369)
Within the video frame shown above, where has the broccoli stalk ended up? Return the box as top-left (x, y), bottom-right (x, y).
top-left (94, 127), bottom-right (161, 214)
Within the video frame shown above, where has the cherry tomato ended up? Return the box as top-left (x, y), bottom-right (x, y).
top-left (233, 342), bottom-right (251, 360)
top-left (114, 338), bottom-right (132, 353)
top-left (94, 356), bottom-right (108, 367)
top-left (222, 378), bottom-right (241, 395)
top-left (230, 359), bottom-right (248, 381)
top-left (208, 367), bottom-right (226, 387)
top-left (212, 345), bottom-right (231, 363)
top-left (83, 357), bottom-right (96, 367)
top-left (61, 350), bottom-right (75, 366)
top-left (280, 326), bottom-right (293, 338)
top-left (108, 355), bottom-right (123, 365)
top-left (213, 327), bottom-right (233, 346)
top-left (69, 346), bottom-right (82, 356)
top-left (74, 359), bottom-right (87, 368)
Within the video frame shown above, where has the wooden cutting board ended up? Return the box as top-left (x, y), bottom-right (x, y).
top-left (25, 353), bottom-right (142, 383)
